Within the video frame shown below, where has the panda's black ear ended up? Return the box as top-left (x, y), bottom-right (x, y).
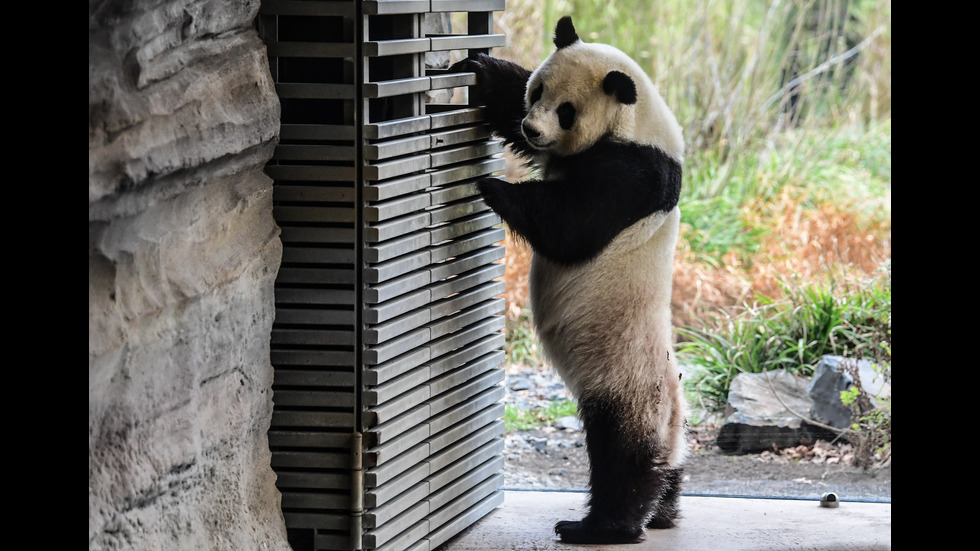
top-left (603, 70), bottom-right (637, 105)
top-left (553, 16), bottom-right (580, 49)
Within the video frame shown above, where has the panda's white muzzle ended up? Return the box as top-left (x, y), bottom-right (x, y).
top-left (522, 120), bottom-right (554, 149)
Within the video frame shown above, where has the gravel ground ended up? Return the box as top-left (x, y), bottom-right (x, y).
top-left (501, 363), bottom-right (892, 502)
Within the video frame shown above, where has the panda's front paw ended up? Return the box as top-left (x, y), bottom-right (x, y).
top-left (475, 176), bottom-right (507, 211)
top-left (448, 53), bottom-right (491, 79)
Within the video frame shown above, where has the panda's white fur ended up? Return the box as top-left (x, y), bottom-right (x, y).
top-left (451, 16), bottom-right (688, 544)
top-left (523, 41), bottom-right (684, 162)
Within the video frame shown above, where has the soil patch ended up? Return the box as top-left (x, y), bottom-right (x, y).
top-left (502, 424), bottom-right (891, 502)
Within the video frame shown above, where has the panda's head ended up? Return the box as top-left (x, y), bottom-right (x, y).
top-left (522, 16), bottom-right (684, 161)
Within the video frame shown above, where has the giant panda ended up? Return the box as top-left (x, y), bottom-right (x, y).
top-left (450, 16), bottom-right (689, 544)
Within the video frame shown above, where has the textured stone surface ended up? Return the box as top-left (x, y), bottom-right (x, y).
top-left (716, 369), bottom-right (814, 453)
top-left (89, 1), bottom-right (287, 549)
top-left (807, 355), bottom-right (891, 429)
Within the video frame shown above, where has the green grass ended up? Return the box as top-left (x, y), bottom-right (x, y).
top-left (503, 400), bottom-right (578, 432)
top-left (505, 309), bottom-right (544, 366)
top-left (678, 262), bottom-right (891, 413)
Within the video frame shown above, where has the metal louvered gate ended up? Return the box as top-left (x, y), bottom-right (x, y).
top-left (257, 1), bottom-right (507, 550)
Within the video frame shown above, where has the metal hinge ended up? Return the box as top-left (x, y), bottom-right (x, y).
top-left (350, 431), bottom-right (364, 551)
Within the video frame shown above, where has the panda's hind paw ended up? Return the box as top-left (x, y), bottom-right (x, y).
top-left (554, 519), bottom-right (644, 544)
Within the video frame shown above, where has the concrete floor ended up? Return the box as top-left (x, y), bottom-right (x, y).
top-left (439, 490), bottom-right (891, 550)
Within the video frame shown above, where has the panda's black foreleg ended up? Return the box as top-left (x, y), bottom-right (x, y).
top-left (554, 395), bottom-right (676, 544)
top-left (448, 53), bottom-right (536, 158)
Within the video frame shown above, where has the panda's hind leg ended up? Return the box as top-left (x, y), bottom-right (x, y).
top-left (646, 466), bottom-right (683, 529)
top-left (554, 396), bottom-right (674, 544)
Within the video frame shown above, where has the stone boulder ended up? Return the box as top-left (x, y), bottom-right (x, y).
top-left (716, 369), bottom-right (814, 453)
top-left (716, 356), bottom-right (891, 453)
top-left (807, 355), bottom-right (891, 429)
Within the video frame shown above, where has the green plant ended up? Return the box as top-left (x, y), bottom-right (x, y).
top-left (504, 400), bottom-right (578, 432)
top-left (838, 347), bottom-right (891, 468)
top-left (678, 263), bottom-right (890, 413)
top-left (505, 309), bottom-right (543, 366)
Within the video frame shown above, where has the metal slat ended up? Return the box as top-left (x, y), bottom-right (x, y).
top-left (282, 511), bottom-right (349, 530)
top-left (430, 0), bottom-right (506, 12)
top-left (427, 263), bottom-right (505, 300)
top-left (428, 211), bottom-right (500, 243)
top-left (273, 388), bottom-right (356, 408)
top-left (427, 381), bottom-right (505, 433)
top-left (429, 157), bottom-right (504, 187)
top-left (265, 164), bottom-right (356, 182)
top-left (428, 34), bottom-right (506, 51)
top-left (280, 124), bottom-right (356, 141)
top-left (363, 481), bottom-right (430, 530)
top-left (363, 307), bottom-right (432, 345)
top-left (363, 38), bottom-right (431, 57)
top-left (426, 482), bottom-right (504, 547)
top-left (364, 211), bottom-right (431, 242)
top-left (364, 116), bottom-right (431, 141)
top-left (363, 423), bottom-right (431, 475)
top-left (427, 334), bottom-right (505, 380)
top-left (281, 490), bottom-right (350, 510)
top-left (364, 173), bottom-right (431, 202)
top-left (362, 0), bottom-right (431, 15)
top-left (272, 450), bottom-right (349, 469)
top-left (364, 193), bottom-right (432, 222)
top-left (364, 442), bottom-right (429, 488)
top-left (276, 82), bottom-right (356, 99)
top-left (364, 346), bottom-right (432, 387)
top-left (428, 419), bottom-right (504, 474)
top-left (364, 270), bottom-right (432, 304)
top-left (428, 107), bottom-right (484, 130)
top-left (364, 250), bottom-right (432, 284)
top-left (368, 520), bottom-right (429, 551)
top-left (364, 287), bottom-right (432, 324)
top-left (260, 0), bottom-right (355, 16)
top-left (366, 461), bottom-right (430, 508)
top-left (363, 77), bottom-right (431, 99)
top-left (273, 368), bottom-right (355, 387)
top-left (278, 226), bottom-right (357, 244)
top-left (274, 184), bottom-right (356, 203)
top-left (262, 2), bottom-right (509, 548)
top-left (268, 430), bottom-right (352, 450)
top-left (364, 154), bottom-right (431, 181)
top-left (270, 349), bottom-right (355, 367)
top-left (274, 287), bottom-right (355, 306)
top-left (274, 144), bottom-right (356, 161)
top-left (428, 197), bottom-right (491, 225)
top-left (426, 439), bottom-right (504, 496)
top-left (428, 457), bottom-right (504, 512)
top-left (364, 135), bottom-right (433, 162)
top-left (365, 231), bottom-right (432, 264)
top-left (267, 41), bottom-right (355, 58)
top-left (430, 229), bottom-right (503, 262)
top-left (366, 386), bottom-right (431, 429)
top-left (428, 140), bottom-right (503, 168)
top-left (274, 307), bottom-right (354, 325)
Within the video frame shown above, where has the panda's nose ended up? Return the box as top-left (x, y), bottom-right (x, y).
top-left (521, 121), bottom-right (541, 139)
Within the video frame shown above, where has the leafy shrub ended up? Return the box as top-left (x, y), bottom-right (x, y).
top-left (679, 262), bottom-right (890, 413)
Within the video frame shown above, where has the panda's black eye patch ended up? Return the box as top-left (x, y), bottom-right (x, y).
top-left (530, 84), bottom-right (543, 105)
top-left (557, 102), bottom-right (576, 130)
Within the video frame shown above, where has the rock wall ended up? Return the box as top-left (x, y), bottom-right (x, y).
top-left (88, 1), bottom-right (289, 549)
